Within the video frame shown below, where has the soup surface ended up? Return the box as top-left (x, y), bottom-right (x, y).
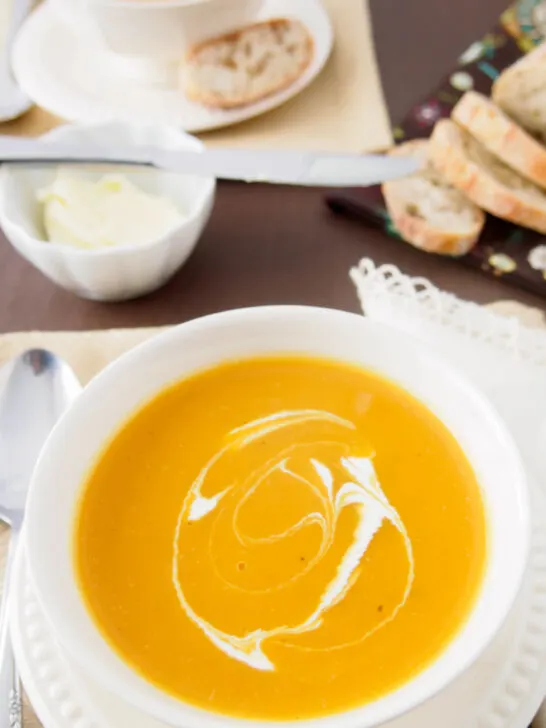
top-left (75, 356), bottom-right (486, 720)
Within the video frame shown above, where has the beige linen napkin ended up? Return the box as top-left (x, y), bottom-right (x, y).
top-left (0, 0), bottom-right (391, 153)
top-left (1, 304), bottom-right (543, 727)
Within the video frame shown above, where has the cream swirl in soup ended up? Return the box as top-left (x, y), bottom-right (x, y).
top-left (172, 409), bottom-right (414, 671)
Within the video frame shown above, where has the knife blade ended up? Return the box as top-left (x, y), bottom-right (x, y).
top-left (0, 136), bottom-right (420, 187)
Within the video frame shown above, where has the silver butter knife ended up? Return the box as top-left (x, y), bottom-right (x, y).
top-left (0, 136), bottom-right (420, 187)
top-left (0, 350), bottom-right (81, 728)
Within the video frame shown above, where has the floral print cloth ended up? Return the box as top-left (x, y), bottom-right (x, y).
top-left (326, 1), bottom-right (546, 298)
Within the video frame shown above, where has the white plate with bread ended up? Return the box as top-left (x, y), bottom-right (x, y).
top-left (381, 41), bottom-right (546, 263)
top-left (12, 0), bottom-right (333, 132)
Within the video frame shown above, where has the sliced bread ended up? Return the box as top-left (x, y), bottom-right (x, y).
top-left (429, 119), bottom-right (546, 234)
top-left (452, 91), bottom-right (546, 189)
top-left (381, 139), bottom-right (485, 256)
top-left (492, 41), bottom-right (546, 136)
top-left (182, 18), bottom-right (314, 109)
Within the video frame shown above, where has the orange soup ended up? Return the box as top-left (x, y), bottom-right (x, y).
top-left (75, 356), bottom-right (486, 720)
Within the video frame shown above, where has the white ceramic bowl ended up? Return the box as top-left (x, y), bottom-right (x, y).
top-left (0, 122), bottom-right (215, 302)
top-left (24, 307), bottom-right (530, 728)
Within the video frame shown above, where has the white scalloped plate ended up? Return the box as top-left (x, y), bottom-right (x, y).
top-left (11, 0), bottom-right (332, 132)
top-left (10, 261), bottom-right (546, 728)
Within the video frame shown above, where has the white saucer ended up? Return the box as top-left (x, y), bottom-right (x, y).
top-left (11, 0), bottom-right (333, 132)
top-left (9, 327), bottom-right (546, 727)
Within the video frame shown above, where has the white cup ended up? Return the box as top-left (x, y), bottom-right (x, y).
top-left (51, 0), bottom-right (264, 61)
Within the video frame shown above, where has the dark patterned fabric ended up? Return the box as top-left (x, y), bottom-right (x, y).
top-left (326, 2), bottom-right (546, 298)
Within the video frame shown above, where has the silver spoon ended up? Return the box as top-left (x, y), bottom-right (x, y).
top-left (0, 350), bottom-right (81, 728)
top-left (0, 0), bottom-right (33, 122)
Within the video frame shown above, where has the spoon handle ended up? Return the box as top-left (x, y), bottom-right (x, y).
top-left (0, 529), bottom-right (22, 728)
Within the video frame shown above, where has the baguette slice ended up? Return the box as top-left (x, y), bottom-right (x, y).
top-left (452, 91), bottom-right (546, 189)
top-left (429, 119), bottom-right (546, 234)
top-left (492, 41), bottom-right (546, 136)
top-left (381, 140), bottom-right (485, 256)
top-left (182, 18), bottom-right (314, 109)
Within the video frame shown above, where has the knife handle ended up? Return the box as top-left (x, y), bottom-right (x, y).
top-left (0, 530), bottom-right (22, 728)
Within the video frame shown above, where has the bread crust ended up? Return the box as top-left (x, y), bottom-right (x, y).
top-left (492, 41), bottom-right (546, 135)
top-left (183, 18), bottom-right (314, 109)
top-left (429, 119), bottom-right (546, 234)
top-left (382, 139), bottom-right (485, 256)
top-left (452, 91), bottom-right (546, 189)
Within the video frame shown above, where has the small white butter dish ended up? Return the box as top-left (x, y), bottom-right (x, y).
top-left (0, 122), bottom-right (216, 302)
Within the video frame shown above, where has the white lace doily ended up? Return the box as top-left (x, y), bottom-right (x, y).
top-left (351, 258), bottom-right (546, 728)
top-left (351, 259), bottom-right (546, 365)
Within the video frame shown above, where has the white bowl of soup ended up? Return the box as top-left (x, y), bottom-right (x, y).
top-left (24, 306), bottom-right (529, 728)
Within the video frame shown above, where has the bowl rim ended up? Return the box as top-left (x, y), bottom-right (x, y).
top-left (0, 121), bottom-right (216, 257)
top-left (24, 305), bottom-right (531, 728)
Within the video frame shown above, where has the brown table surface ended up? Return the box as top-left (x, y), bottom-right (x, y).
top-left (0, 0), bottom-right (543, 334)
